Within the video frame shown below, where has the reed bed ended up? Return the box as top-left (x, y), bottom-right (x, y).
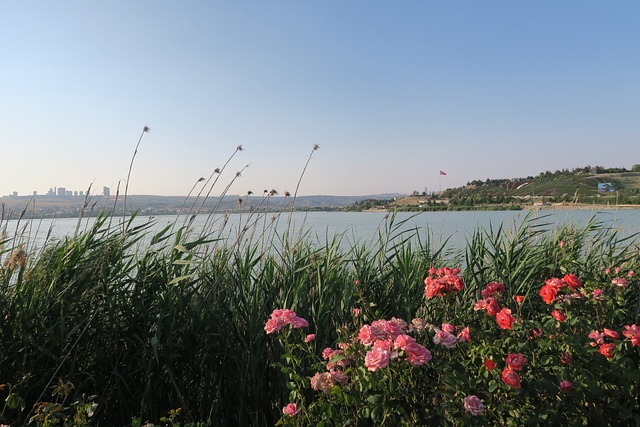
top-left (2, 207), bottom-right (638, 426)
top-left (1, 138), bottom-right (639, 426)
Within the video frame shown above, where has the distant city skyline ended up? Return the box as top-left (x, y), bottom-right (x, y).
top-left (2, 1), bottom-right (638, 197)
top-left (3, 186), bottom-right (110, 198)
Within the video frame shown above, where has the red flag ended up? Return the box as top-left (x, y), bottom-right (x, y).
top-left (439, 170), bottom-right (447, 176)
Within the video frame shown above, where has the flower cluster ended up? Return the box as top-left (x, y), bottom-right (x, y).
top-left (501, 353), bottom-right (526, 389)
top-left (606, 266), bottom-right (635, 287)
top-left (588, 328), bottom-right (619, 358)
top-left (588, 324), bottom-right (640, 357)
top-left (267, 260), bottom-right (640, 424)
top-left (539, 274), bottom-right (581, 304)
top-left (358, 318), bottom-right (432, 371)
top-left (264, 308), bottom-right (309, 334)
top-left (424, 267), bottom-right (464, 299)
top-left (432, 322), bottom-right (470, 348)
top-left (474, 282), bottom-right (515, 329)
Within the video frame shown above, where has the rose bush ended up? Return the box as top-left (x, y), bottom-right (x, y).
top-left (267, 260), bottom-right (640, 426)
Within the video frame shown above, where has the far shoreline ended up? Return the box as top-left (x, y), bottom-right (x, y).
top-left (524, 203), bottom-right (640, 211)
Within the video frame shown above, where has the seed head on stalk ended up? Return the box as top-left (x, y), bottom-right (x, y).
top-left (287, 144), bottom-right (319, 235)
top-left (123, 125), bottom-right (150, 227)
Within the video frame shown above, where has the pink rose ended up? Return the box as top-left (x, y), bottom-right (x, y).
top-left (501, 368), bottom-right (521, 389)
top-left (282, 403), bottom-right (299, 416)
top-left (279, 309), bottom-right (297, 323)
top-left (441, 323), bottom-right (455, 333)
top-left (364, 347), bottom-right (390, 371)
top-left (505, 353), bottom-right (526, 371)
top-left (591, 289), bottom-right (605, 300)
top-left (513, 295), bottom-right (525, 304)
top-left (457, 326), bottom-right (470, 343)
top-left (485, 297), bottom-right (500, 317)
top-left (357, 325), bottom-right (376, 346)
top-left (481, 281), bottom-right (506, 298)
top-left (598, 343), bottom-right (616, 359)
top-left (545, 277), bottom-right (565, 289)
top-left (551, 310), bottom-right (567, 322)
top-left (603, 328), bottom-right (620, 339)
top-left (310, 372), bottom-right (334, 393)
top-left (404, 342), bottom-right (432, 365)
top-left (264, 317), bottom-right (284, 334)
top-left (322, 348), bottom-right (335, 360)
top-left (562, 273), bottom-right (581, 290)
top-left (305, 334), bottom-right (315, 343)
top-left (290, 316), bottom-right (309, 328)
top-left (496, 308), bottom-right (515, 330)
top-left (370, 320), bottom-right (391, 340)
top-left (265, 308), bottom-right (308, 333)
top-left (612, 277), bottom-right (629, 287)
top-left (539, 284), bottom-right (557, 304)
top-left (560, 380), bottom-right (572, 392)
top-left (433, 329), bottom-right (457, 349)
top-left (463, 395), bottom-right (485, 416)
top-left (411, 318), bottom-right (427, 332)
top-left (380, 319), bottom-right (405, 340)
top-left (473, 299), bottom-right (486, 311)
top-left (394, 334), bottom-right (416, 350)
top-left (588, 330), bottom-right (605, 345)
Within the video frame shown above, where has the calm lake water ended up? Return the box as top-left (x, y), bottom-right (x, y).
top-left (4, 208), bottom-right (640, 253)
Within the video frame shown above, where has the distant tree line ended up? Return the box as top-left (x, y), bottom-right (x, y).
top-left (343, 199), bottom-right (394, 211)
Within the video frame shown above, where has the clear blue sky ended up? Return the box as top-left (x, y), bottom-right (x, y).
top-left (2, 1), bottom-right (639, 197)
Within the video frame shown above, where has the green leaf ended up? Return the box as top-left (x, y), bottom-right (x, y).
top-left (172, 259), bottom-right (199, 265)
top-left (168, 274), bottom-right (193, 284)
top-left (367, 394), bottom-right (383, 405)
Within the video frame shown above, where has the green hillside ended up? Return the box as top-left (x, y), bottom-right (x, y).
top-left (393, 166), bottom-right (640, 211)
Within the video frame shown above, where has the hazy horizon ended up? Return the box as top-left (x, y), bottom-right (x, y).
top-left (2, 2), bottom-right (639, 198)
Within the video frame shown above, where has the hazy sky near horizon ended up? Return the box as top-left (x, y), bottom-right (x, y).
top-left (2, 1), bottom-right (639, 197)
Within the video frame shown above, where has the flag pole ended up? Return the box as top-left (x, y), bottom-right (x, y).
top-left (439, 170), bottom-right (446, 192)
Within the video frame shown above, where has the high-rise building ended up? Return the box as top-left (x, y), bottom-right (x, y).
top-left (103, 186), bottom-right (110, 196)
top-left (57, 187), bottom-right (66, 196)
